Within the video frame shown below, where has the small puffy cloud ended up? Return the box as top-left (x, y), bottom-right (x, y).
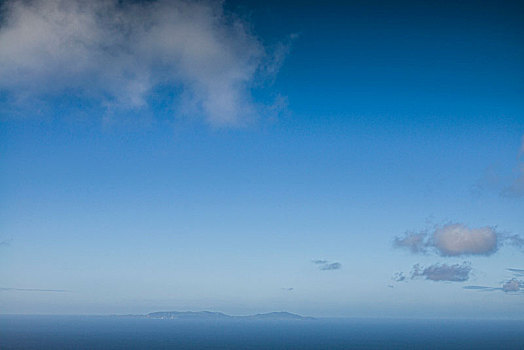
top-left (410, 262), bottom-right (472, 282)
top-left (392, 272), bottom-right (406, 282)
top-left (312, 259), bottom-right (342, 271)
top-left (502, 279), bottom-right (521, 292)
top-left (433, 224), bottom-right (498, 256)
top-left (320, 262), bottom-right (342, 271)
top-left (394, 223), bottom-right (522, 257)
top-left (0, 0), bottom-right (287, 125)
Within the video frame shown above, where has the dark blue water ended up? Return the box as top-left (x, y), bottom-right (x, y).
top-left (1, 315), bottom-right (523, 349)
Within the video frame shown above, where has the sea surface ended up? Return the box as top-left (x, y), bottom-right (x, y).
top-left (0, 315), bottom-right (523, 349)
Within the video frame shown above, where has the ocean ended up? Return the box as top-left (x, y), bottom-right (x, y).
top-left (1, 315), bottom-right (523, 349)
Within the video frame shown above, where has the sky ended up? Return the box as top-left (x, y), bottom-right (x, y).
top-left (0, 0), bottom-right (523, 318)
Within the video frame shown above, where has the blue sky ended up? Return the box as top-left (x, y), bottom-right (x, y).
top-left (0, 0), bottom-right (523, 318)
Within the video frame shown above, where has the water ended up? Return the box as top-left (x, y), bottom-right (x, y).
top-left (1, 315), bottom-right (523, 349)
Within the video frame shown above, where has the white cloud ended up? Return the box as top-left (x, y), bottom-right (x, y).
top-left (0, 0), bottom-right (285, 125)
top-left (433, 224), bottom-right (498, 256)
top-left (393, 223), bottom-right (516, 257)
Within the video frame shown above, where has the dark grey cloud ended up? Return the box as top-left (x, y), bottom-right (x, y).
top-left (502, 279), bottom-right (522, 292)
top-left (394, 223), bottom-right (523, 257)
top-left (410, 262), bottom-right (472, 282)
top-left (0, 287), bottom-right (68, 292)
top-left (312, 260), bottom-right (341, 271)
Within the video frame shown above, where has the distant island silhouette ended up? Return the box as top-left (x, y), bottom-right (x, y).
top-left (119, 311), bottom-right (315, 320)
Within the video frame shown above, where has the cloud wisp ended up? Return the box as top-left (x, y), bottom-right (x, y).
top-left (0, 287), bottom-right (68, 293)
top-left (312, 260), bottom-right (342, 271)
top-left (0, 0), bottom-right (288, 125)
top-left (507, 268), bottom-right (524, 277)
top-left (464, 268), bottom-right (524, 294)
top-left (394, 223), bottom-right (522, 257)
top-left (464, 280), bottom-right (523, 294)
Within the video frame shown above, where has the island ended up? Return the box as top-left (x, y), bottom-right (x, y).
top-left (120, 311), bottom-right (315, 320)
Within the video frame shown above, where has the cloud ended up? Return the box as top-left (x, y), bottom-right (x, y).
top-left (320, 262), bottom-right (341, 271)
top-left (463, 285), bottom-right (499, 291)
top-left (472, 135), bottom-right (524, 199)
top-left (0, 287), bottom-right (68, 292)
top-left (507, 268), bottom-right (524, 277)
top-left (501, 166), bottom-right (524, 198)
top-left (464, 268), bottom-right (524, 294)
top-left (392, 272), bottom-right (406, 282)
top-left (312, 259), bottom-right (342, 271)
top-left (393, 231), bottom-right (428, 254)
top-left (502, 278), bottom-right (521, 292)
top-left (410, 262), bottom-right (472, 282)
top-left (312, 260), bottom-right (328, 264)
top-left (433, 224), bottom-right (498, 256)
top-left (504, 234), bottom-right (524, 249)
top-left (394, 223), bottom-right (523, 257)
top-left (501, 135), bottom-right (524, 198)
top-left (464, 280), bottom-right (523, 294)
top-left (0, 0), bottom-right (287, 125)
